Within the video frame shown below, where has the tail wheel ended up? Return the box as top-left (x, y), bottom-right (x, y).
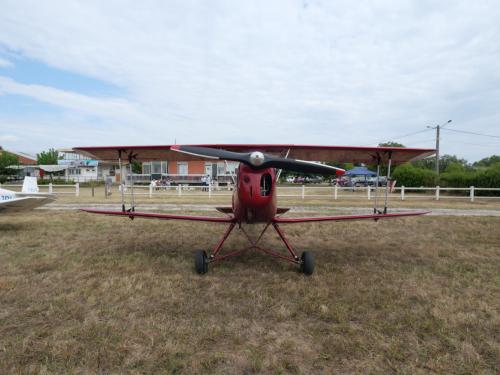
top-left (195, 250), bottom-right (208, 274)
top-left (300, 251), bottom-right (315, 275)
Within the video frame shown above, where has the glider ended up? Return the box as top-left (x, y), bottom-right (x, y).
top-left (0, 177), bottom-right (55, 213)
top-left (75, 144), bottom-right (434, 275)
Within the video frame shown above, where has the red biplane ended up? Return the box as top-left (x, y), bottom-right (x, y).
top-left (75, 144), bottom-right (434, 275)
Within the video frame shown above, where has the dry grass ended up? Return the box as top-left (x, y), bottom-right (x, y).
top-left (0, 211), bottom-right (499, 374)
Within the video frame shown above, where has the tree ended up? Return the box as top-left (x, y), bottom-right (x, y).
top-left (37, 148), bottom-right (59, 165)
top-left (412, 157), bottom-right (435, 170)
top-left (132, 161), bottom-right (142, 174)
top-left (0, 151), bottom-right (19, 182)
top-left (413, 154), bottom-right (469, 172)
top-left (439, 155), bottom-right (469, 172)
top-left (378, 141), bottom-right (405, 148)
top-left (473, 155), bottom-right (500, 168)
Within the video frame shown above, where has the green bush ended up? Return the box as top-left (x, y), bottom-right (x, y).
top-left (472, 163), bottom-right (500, 195)
top-left (392, 164), bottom-right (437, 187)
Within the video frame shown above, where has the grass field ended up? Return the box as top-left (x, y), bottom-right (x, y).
top-left (1, 210), bottom-right (499, 374)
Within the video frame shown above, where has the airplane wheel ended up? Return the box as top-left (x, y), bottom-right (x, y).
top-left (300, 251), bottom-right (314, 275)
top-left (195, 250), bottom-right (208, 274)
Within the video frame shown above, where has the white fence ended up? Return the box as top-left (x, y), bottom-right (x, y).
top-left (122, 184), bottom-right (500, 202)
top-left (1, 182), bottom-right (499, 202)
top-left (0, 183), bottom-right (80, 196)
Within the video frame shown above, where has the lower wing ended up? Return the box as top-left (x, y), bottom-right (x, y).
top-left (0, 196), bottom-right (54, 213)
top-left (273, 211), bottom-right (430, 223)
top-left (81, 209), bottom-right (235, 223)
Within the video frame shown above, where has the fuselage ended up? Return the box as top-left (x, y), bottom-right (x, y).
top-left (232, 164), bottom-right (277, 223)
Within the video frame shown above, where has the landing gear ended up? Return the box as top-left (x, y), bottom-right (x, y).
top-left (300, 251), bottom-right (315, 275)
top-left (194, 250), bottom-right (208, 274)
top-left (196, 222), bottom-right (314, 274)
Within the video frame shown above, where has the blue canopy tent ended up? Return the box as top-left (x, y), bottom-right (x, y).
top-left (345, 167), bottom-right (376, 176)
top-left (345, 167), bottom-right (377, 186)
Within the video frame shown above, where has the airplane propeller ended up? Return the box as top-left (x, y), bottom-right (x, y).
top-left (172, 145), bottom-right (345, 175)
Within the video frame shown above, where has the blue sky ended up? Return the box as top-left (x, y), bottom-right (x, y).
top-left (0, 0), bottom-right (499, 162)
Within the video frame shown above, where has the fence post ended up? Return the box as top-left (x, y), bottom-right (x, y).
top-left (334, 184), bottom-right (338, 200)
top-left (435, 186), bottom-right (440, 201)
top-left (301, 185), bottom-right (305, 200)
top-left (367, 186), bottom-right (371, 200)
top-left (470, 186), bottom-right (475, 202)
top-left (75, 183), bottom-right (79, 197)
top-left (401, 186), bottom-right (405, 201)
top-left (177, 184), bottom-right (182, 196)
top-left (208, 182), bottom-right (212, 198)
top-left (49, 183), bottom-right (53, 194)
top-left (149, 183), bottom-right (153, 198)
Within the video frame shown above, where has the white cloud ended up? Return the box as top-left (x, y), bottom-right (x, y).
top-left (0, 76), bottom-right (146, 121)
top-left (0, 0), bottom-right (499, 160)
top-left (0, 134), bottom-right (18, 142)
top-left (0, 57), bottom-right (13, 67)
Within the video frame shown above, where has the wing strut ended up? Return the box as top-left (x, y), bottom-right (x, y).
top-left (117, 149), bottom-right (138, 215)
top-left (275, 148), bottom-right (291, 181)
top-left (371, 151), bottom-right (393, 215)
top-left (128, 151), bottom-right (138, 212)
top-left (373, 153), bottom-right (382, 214)
top-left (383, 151), bottom-right (393, 214)
top-left (117, 149), bottom-right (126, 212)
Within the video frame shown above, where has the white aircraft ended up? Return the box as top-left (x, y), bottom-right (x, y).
top-left (0, 176), bottom-right (55, 213)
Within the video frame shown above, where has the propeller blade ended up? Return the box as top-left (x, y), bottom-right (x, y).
top-left (171, 145), bottom-right (345, 175)
top-left (263, 157), bottom-right (345, 175)
top-left (171, 145), bottom-right (252, 163)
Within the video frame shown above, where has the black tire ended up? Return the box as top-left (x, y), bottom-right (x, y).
top-left (300, 251), bottom-right (315, 275)
top-left (195, 250), bottom-right (208, 274)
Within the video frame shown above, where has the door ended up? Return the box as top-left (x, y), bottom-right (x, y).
top-left (204, 163), bottom-right (212, 176)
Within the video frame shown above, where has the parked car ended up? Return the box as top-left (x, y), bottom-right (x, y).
top-left (350, 176), bottom-right (388, 187)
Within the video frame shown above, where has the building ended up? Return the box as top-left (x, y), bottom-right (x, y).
top-left (58, 148), bottom-right (126, 183)
top-left (0, 148), bottom-right (37, 165)
top-left (55, 148), bottom-right (238, 184)
top-left (141, 160), bottom-right (238, 184)
top-left (0, 146), bottom-right (38, 178)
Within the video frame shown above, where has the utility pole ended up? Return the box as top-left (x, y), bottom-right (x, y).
top-left (435, 125), bottom-right (440, 176)
top-left (428, 120), bottom-right (452, 179)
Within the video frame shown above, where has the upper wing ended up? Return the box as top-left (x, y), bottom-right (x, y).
top-left (81, 209), bottom-right (235, 223)
top-left (74, 144), bottom-right (435, 164)
top-left (274, 211), bottom-right (430, 223)
top-left (0, 196), bottom-right (54, 213)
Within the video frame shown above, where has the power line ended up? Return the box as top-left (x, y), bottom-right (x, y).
top-left (442, 128), bottom-right (500, 139)
top-left (405, 138), bottom-right (436, 146)
top-left (361, 128), bottom-right (433, 146)
top-left (388, 128), bottom-right (433, 140)
top-left (443, 140), bottom-right (500, 148)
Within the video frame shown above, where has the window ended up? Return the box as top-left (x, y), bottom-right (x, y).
top-left (152, 161), bottom-right (162, 174)
top-left (143, 162), bottom-right (151, 175)
top-left (161, 161), bottom-right (168, 174)
top-left (226, 162), bottom-right (239, 174)
top-left (216, 162), bottom-right (225, 175)
top-left (177, 162), bottom-right (188, 175)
